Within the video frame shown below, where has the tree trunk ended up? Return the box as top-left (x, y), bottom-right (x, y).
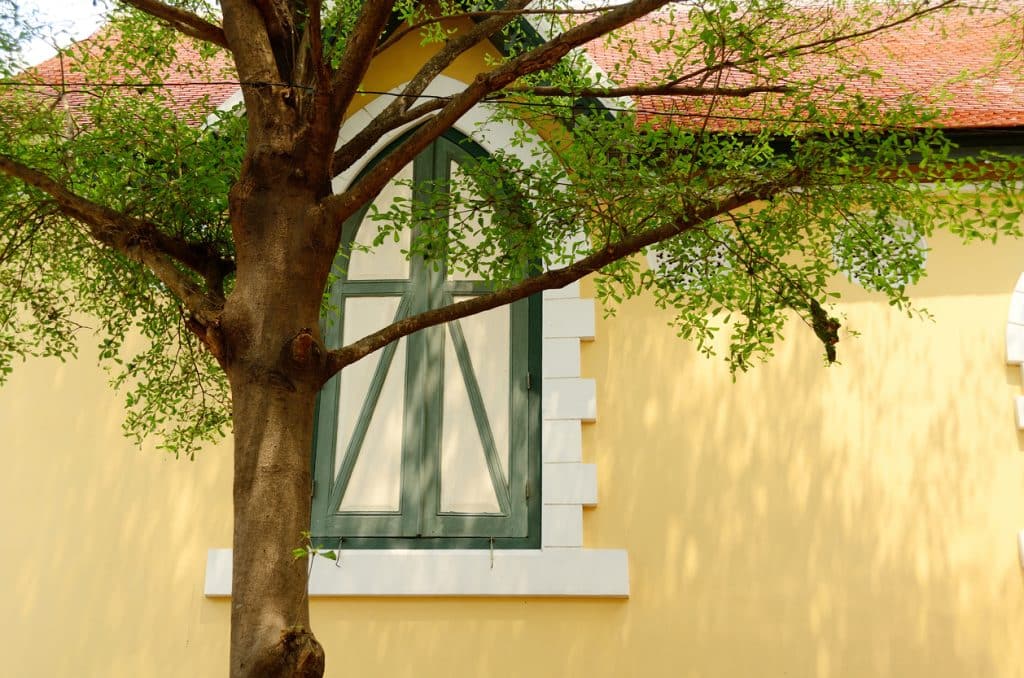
top-left (222, 171), bottom-right (336, 678)
top-left (229, 380), bottom-right (324, 678)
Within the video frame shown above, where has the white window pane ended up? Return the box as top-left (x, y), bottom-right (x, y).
top-left (335, 296), bottom-right (402, 479)
top-left (459, 303), bottom-right (511, 482)
top-left (338, 336), bottom-right (406, 512)
top-left (347, 163), bottom-right (412, 280)
top-left (440, 325), bottom-right (500, 514)
top-left (447, 161), bottom-right (495, 282)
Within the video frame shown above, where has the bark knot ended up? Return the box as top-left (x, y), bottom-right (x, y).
top-left (279, 625), bottom-right (325, 678)
top-left (289, 328), bottom-right (321, 367)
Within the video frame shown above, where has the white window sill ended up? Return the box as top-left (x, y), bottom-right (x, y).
top-left (204, 548), bottom-right (629, 597)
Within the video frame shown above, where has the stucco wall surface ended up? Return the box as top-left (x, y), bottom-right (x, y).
top-left (3, 230), bottom-right (1024, 677)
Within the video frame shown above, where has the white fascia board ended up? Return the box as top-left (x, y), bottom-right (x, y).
top-left (543, 338), bottom-right (582, 378)
top-left (542, 505), bottom-right (584, 547)
top-left (542, 420), bottom-right (583, 462)
top-left (205, 548), bottom-right (629, 597)
top-left (543, 280), bottom-right (582, 300)
top-left (1010, 291), bottom-right (1024, 326)
top-left (201, 88), bottom-right (245, 129)
top-left (1007, 277), bottom-right (1024, 428)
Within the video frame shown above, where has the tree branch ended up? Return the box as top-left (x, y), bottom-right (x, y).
top-left (330, 1), bottom-right (398, 120)
top-left (219, 0), bottom-right (282, 92)
top-left (254, 0), bottom-right (293, 52)
top-left (666, 0), bottom-right (959, 88)
top-left (326, 0), bottom-right (675, 225)
top-left (332, 0), bottom-right (532, 176)
top-left (496, 83), bottom-right (793, 98)
top-left (120, 0), bottom-right (228, 49)
top-left (324, 180), bottom-right (793, 381)
top-left (373, 3), bottom-right (628, 57)
top-left (0, 153), bottom-right (229, 321)
top-left (306, 0), bottom-right (328, 88)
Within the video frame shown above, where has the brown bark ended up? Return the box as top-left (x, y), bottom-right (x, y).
top-left (121, 0), bottom-right (229, 48)
top-left (212, 4), bottom-right (348, 676)
top-left (329, 1), bottom-right (398, 117)
top-left (221, 151), bottom-right (336, 678)
top-left (222, 287), bottom-right (329, 677)
top-left (227, 376), bottom-right (324, 678)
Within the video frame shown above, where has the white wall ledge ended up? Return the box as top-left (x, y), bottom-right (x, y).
top-left (204, 548), bottom-right (629, 597)
top-left (1008, 273), bottom-right (1024, 428)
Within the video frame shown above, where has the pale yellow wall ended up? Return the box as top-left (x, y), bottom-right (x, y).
top-left (0, 336), bottom-right (232, 676)
top-left (5, 231), bottom-right (1024, 678)
top-left (4, 25), bottom-right (1024, 678)
top-left (580, 228), bottom-right (1024, 678)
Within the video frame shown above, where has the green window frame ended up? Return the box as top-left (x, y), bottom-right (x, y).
top-left (312, 132), bottom-right (542, 549)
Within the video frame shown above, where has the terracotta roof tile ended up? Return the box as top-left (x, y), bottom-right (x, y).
top-left (20, 29), bottom-right (237, 126)
top-left (17, 9), bottom-right (1024, 133)
top-left (584, 6), bottom-right (1024, 130)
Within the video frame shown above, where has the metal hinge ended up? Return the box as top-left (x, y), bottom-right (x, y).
top-left (311, 480), bottom-right (316, 498)
top-left (526, 372), bottom-right (533, 390)
top-left (525, 481), bottom-right (530, 499)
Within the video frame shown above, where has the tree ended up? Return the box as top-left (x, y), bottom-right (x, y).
top-left (1, 1), bottom-right (1022, 676)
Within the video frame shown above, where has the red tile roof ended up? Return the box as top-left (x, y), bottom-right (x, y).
top-left (17, 7), bottom-right (1024, 132)
top-left (19, 29), bottom-right (236, 126)
top-left (583, 5), bottom-right (1024, 130)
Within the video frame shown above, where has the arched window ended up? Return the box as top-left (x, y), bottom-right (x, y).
top-left (312, 132), bottom-right (541, 548)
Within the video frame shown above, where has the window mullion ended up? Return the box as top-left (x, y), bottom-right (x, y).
top-left (401, 145), bottom-right (443, 538)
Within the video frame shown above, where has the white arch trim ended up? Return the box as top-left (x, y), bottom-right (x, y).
top-left (1007, 273), bottom-right (1024, 427)
top-left (205, 77), bottom-right (629, 597)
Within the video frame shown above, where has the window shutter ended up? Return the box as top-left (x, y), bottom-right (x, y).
top-left (312, 133), bottom-right (539, 547)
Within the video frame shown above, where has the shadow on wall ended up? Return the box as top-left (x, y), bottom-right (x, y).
top-left (306, 232), bottom-right (1024, 678)
top-left (0, 335), bottom-right (233, 677)
top-left (3, 232), bottom-right (1024, 678)
top-left (577, 230), bottom-right (1024, 678)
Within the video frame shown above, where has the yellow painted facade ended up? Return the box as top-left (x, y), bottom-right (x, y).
top-left (3, 25), bottom-right (1024, 678)
top-left (5, 234), bottom-right (1024, 678)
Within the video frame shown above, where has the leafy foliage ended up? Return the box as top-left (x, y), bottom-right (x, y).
top-left (0, 26), bottom-right (241, 456)
top-left (0, 0), bottom-right (1022, 457)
